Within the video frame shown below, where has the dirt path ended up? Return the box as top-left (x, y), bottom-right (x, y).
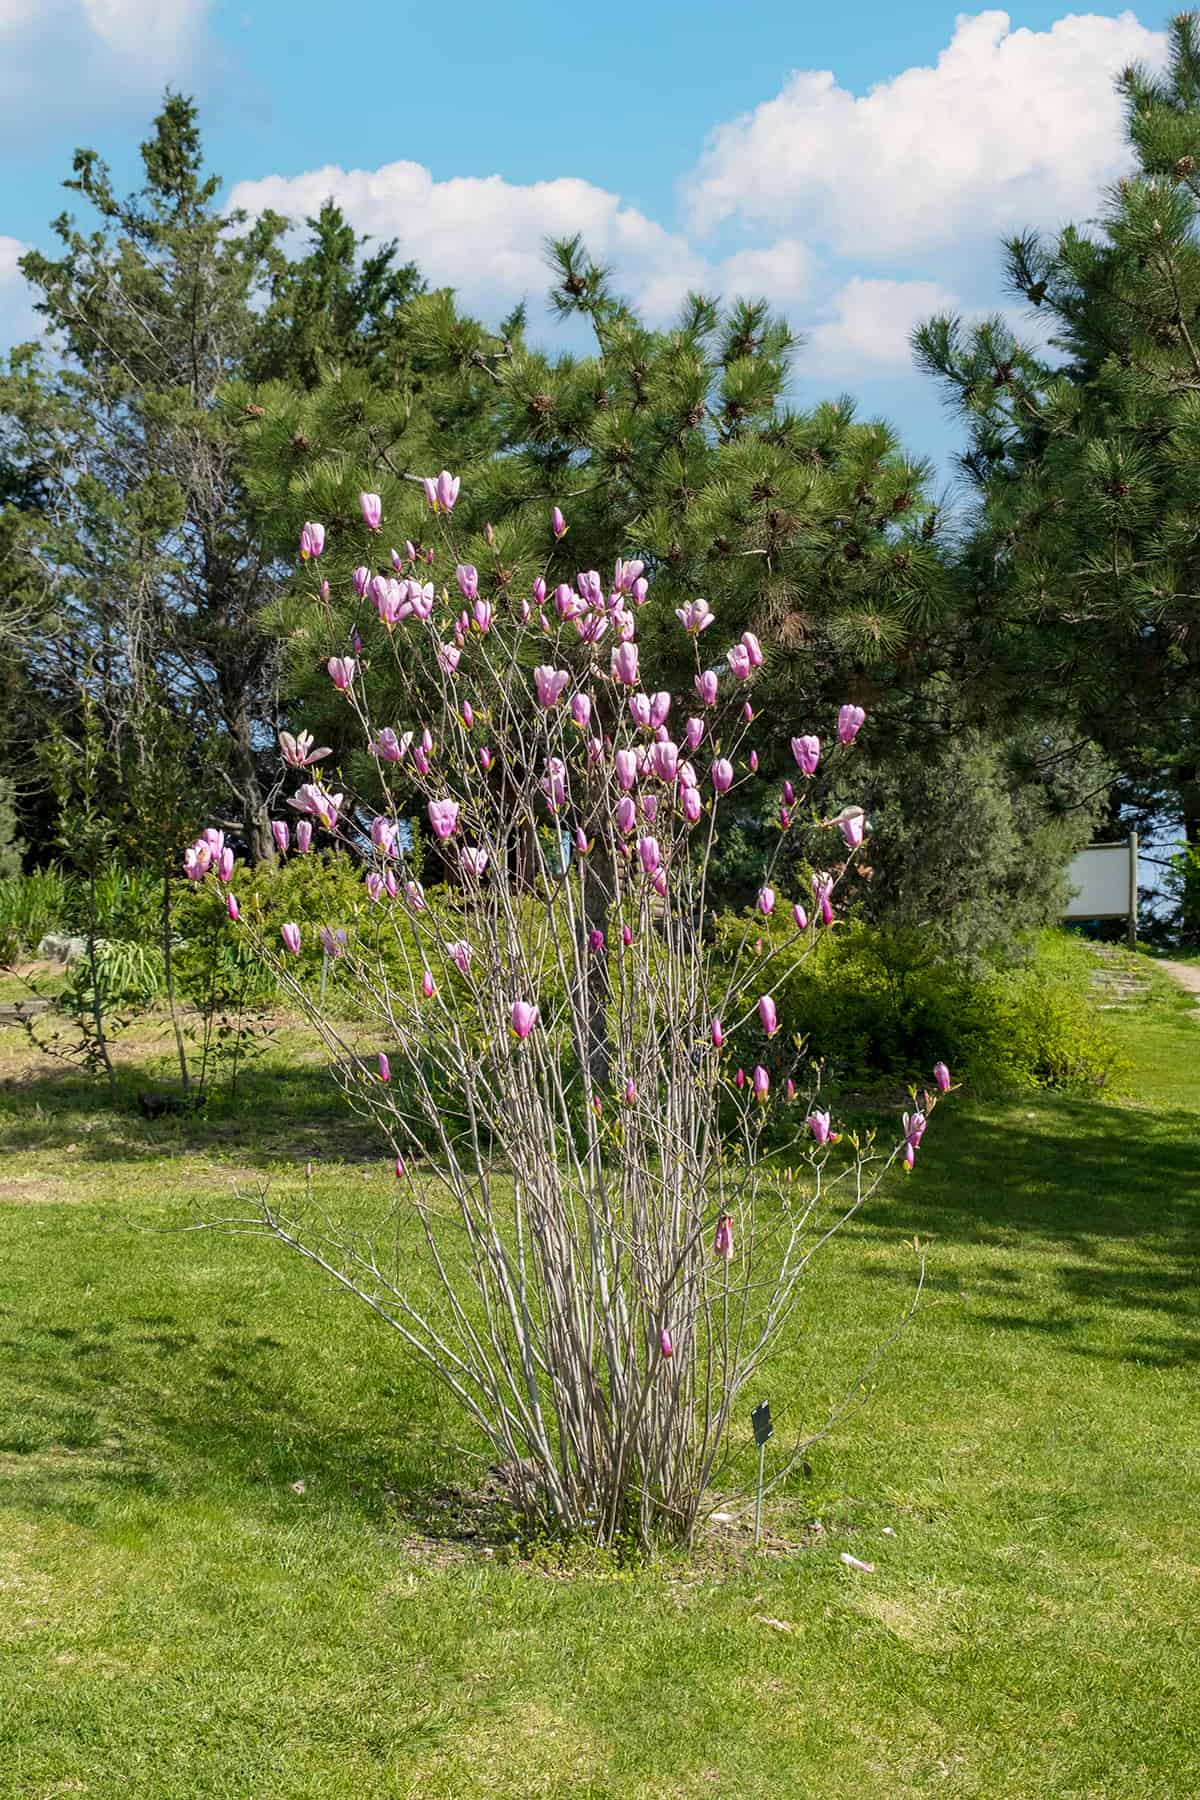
top-left (1158, 959), bottom-right (1200, 1001)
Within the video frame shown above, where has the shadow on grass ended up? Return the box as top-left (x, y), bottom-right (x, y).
top-left (0, 1053), bottom-right (382, 1167)
top-left (849, 1101), bottom-right (1200, 1365)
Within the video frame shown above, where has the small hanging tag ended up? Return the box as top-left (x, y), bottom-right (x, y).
top-left (752, 1400), bottom-right (773, 1448)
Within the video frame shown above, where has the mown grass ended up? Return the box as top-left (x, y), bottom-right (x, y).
top-left (0, 956), bottom-right (1197, 1797)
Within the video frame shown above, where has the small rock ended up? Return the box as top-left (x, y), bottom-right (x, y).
top-left (839, 1552), bottom-right (875, 1573)
top-left (709, 1511), bottom-right (735, 1525)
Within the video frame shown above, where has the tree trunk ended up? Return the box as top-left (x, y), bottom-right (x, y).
top-left (1180, 760), bottom-right (1200, 947)
top-left (222, 684), bottom-right (273, 864)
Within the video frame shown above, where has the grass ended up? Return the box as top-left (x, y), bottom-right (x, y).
top-left (0, 958), bottom-right (1197, 1796)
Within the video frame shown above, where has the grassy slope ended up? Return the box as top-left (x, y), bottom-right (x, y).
top-left (0, 970), bottom-right (1197, 1798)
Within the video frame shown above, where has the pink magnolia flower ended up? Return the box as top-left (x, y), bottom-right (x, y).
top-left (682, 785), bottom-right (703, 825)
top-left (622, 925), bottom-right (634, 948)
top-left (371, 816), bottom-right (397, 856)
top-left (792, 902), bottom-right (809, 931)
top-left (808, 1110), bottom-right (833, 1144)
top-left (215, 846), bottom-right (234, 884)
top-left (713, 1212), bottom-right (734, 1261)
top-left (577, 570), bottom-right (604, 608)
top-left (461, 845), bottom-right (489, 880)
top-left (534, 665), bottom-right (569, 708)
top-left (742, 631), bottom-right (764, 668)
top-left (438, 643), bottom-right (461, 675)
top-left (428, 798), bottom-right (460, 841)
top-left (726, 644), bottom-right (752, 681)
top-left (280, 922), bottom-right (301, 954)
top-left (642, 793), bottom-right (660, 824)
top-left (749, 750), bottom-right (759, 773)
top-left (934, 1061), bottom-right (951, 1093)
top-left (446, 940), bottom-right (473, 975)
top-left (372, 728), bottom-right (407, 763)
top-left (615, 749), bottom-right (638, 792)
top-left (279, 730), bottom-right (331, 768)
top-left (353, 565), bottom-right (371, 597)
top-left (753, 1065), bottom-right (770, 1102)
top-left (576, 829), bottom-right (592, 857)
top-left (676, 598), bottom-right (714, 634)
top-left (472, 598), bottom-right (494, 635)
top-left (422, 968), bottom-right (435, 998)
top-left (479, 746), bottom-right (493, 773)
top-left (835, 806), bottom-right (866, 849)
top-left (456, 563), bottom-right (479, 601)
top-left (384, 869), bottom-right (398, 899)
top-left (365, 872), bottom-right (385, 903)
top-left (571, 693), bottom-right (592, 729)
top-left (299, 521), bottom-right (325, 560)
top-left (637, 836), bottom-right (661, 875)
top-left (327, 657), bottom-right (355, 692)
top-left (711, 759), bottom-right (734, 795)
top-left (711, 1016), bottom-right (725, 1048)
top-left (623, 1077), bottom-right (637, 1106)
top-left (226, 893), bottom-right (239, 921)
top-left (541, 757), bottom-right (568, 813)
top-left (552, 505), bottom-right (567, 539)
top-left (612, 607), bottom-right (636, 642)
top-left (319, 926), bottom-right (346, 959)
top-left (659, 1326), bottom-right (673, 1359)
top-left (378, 1051), bottom-right (391, 1083)
top-left (359, 492), bottom-right (382, 532)
top-left (434, 470), bottom-right (460, 512)
top-left (695, 670), bottom-right (719, 707)
top-left (758, 886), bottom-right (775, 917)
top-left (758, 994), bottom-right (779, 1037)
top-left (904, 1111), bottom-right (928, 1149)
top-left (789, 735), bottom-right (819, 776)
top-left (652, 741), bottom-right (679, 782)
top-left (555, 583), bottom-right (584, 620)
top-left (296, 821), bottom-right (313, 854)
top-left (812, 874), bottom-right (834, 926)
top-left (271, 820), bottom-right (290, 855)
top-left (649, 692), bottom-right (671, 728)
top-left (783, 779), bottom-right (795, 805)
top-left (511, 1000), bottom-right (539, 1040)
top-left (837, 704), bottom-right (866, 745)
top-left (615, 795), bottom-right (637, 836)
top-left (610, 642), bottom-right (640, 687)
top-left (289, 782), bottom-right (343, 830)
top-left (629, 692), bottom-right (653, 729)
top-left (587, 928), bottom-right (605, 954)
top-left (614, 558), bottom-right (645, 594)
top-left (406, 880), bottom-right (427, 913)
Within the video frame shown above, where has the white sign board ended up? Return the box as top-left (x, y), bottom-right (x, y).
top-left (1063, 841), bottom-right (1136, 920)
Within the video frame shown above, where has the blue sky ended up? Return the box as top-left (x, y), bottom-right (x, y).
top-left (0, 2), bottom-right (1167, 486)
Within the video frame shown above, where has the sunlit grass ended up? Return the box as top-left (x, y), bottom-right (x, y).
top-left (0, 957), bottom-right (1197, 1796)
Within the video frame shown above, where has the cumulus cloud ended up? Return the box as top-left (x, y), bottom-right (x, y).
top-left (0, 236), bottom-right (39, 346)
top-left (686, 10), bottom-right (1165, 258)
top-left (0, 0), bottom-right (214, 136)
top-left (227, 164), bottom-right (812, 327)
top-left (807, 276), bottom-right (962, 372)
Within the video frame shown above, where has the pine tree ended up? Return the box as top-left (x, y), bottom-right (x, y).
top-left (914, 11), bottom-right (1200, 940)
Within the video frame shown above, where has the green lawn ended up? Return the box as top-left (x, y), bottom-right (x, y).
top-left (0, 965), bottom-right (1197, 1797)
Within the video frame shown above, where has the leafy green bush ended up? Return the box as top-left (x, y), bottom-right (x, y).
top-left (712, 918), bottom-right (1116, 1094)
top-left (0, 868), bottom-right (71, 952)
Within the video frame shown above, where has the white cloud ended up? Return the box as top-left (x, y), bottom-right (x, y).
top-left (0, 0), bottom-right (213, 135)
top-left (807, 276), bottom-right (962, 372)
top-left (227, 164), bottom-right (812, 327)
top-left (0, 236), bottom-right (39, 346)
top-left (686, 10), bottom-right (1165, 258)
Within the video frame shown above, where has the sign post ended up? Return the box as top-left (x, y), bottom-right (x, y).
top-left (751, 1400), bottom-right (773, 1546)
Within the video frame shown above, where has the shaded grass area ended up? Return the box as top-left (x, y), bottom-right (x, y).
top-left (0, 967), bottom-right (1197, 1796)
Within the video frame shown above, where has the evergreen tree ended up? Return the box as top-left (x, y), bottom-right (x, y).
top-left (915, 11), bottom-right (1200, 940)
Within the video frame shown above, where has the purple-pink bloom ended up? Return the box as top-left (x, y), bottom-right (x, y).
top-left (836, 807), bottom-right (866, 849)
top-left (353, 565), bottom-right (371, 597)
top-left (711, 758), bottom-right (734, 795)
top-left (695, 671), bottom-right (719, 707)
top-left (271, 820), bottom-right (290, 856)
top-left (713, 1213), bottom-right (734, 1261)
top-left (934, 1061), bottom-right (951, 1093)
top-left (615, 749), bottom-right (638, 792)
top-left (359, 492), bottom-right (382, 532)
top-left (587, 928), bottom-right (605, 954)
top-left (753, 1065), bottom-right (770, 1102)
top-left (682, 785), bottom-right (703, 824)
top-left (434, 470), bottom-right (460, 512)
top-left (791, 735), bottom-right (820, 775)
top-left (327, 657), bottom-right (355, 692)
top-left (615, 795), bottom-right (637, 836)
top-left (289, 782), bottom-right (343, 831)
top-left (534, 666), bottom-right (569, 708)
top-left (472, 598), bottom-right (494, 635)
top-left (428, 798), bottom-right (460, 842)
top-left (808, 1110), bottom-right (832, 1145)
top-left (280, 922), bottom-right (301, 954)
top-left (614, 558), bottom-right (645, 594)
top-left (758, 886), bottom-right (775, 917)
top-left (758, 994), bottom-right (779, 1037)
top-left (792, 902), bottom-right (808, 931)
top-left (226, 893), bottom-right (239, 921)
top-left (711, 1016), bottom-right (725, 1048)
top-left (742, 631), bottom-right (764, 668)
top-left (217, 847), bottom-right (234, 883)
top-left (446, 940), bottom-right (473, 975)
top-left (406, 880), bottom-right (426, 913)
top-left (422, 968), bottom-right (435, 998)
top-left (726, 644), bottom-right (752, 681)
top-left (838, 704), bottom-right (866, 745)
top-left (637, 836), bottom-right (661, 875)
top-left (296, 821), bottom-right (313, 854)
top-left (904, 1111), bottom-right (928, 1149)
top-left (378, 1051), bottom-right (391, 1083)
top-left (279, 730), bottom-right (331, 768)
top-left (610, 642), bottom-right (640, 687)
top-left (676, 598), bottom-right (715, 634)
top-left (659, 1325), bottom-right (673, 1358)
top-left (299, 521), bottom-right (325, 561)
top-left (552, 505), bottom-right (567, 539)
top-left (456, 563), bottom-right (479, 601)
top-left (571, 693), bottom-right (592, 729)
top-left (511, 1000), bottom-right (539, 1040)
top-left (365, 872), bottom-right (385, 903)
top-left (652, 740), bottom-right (679, 782)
